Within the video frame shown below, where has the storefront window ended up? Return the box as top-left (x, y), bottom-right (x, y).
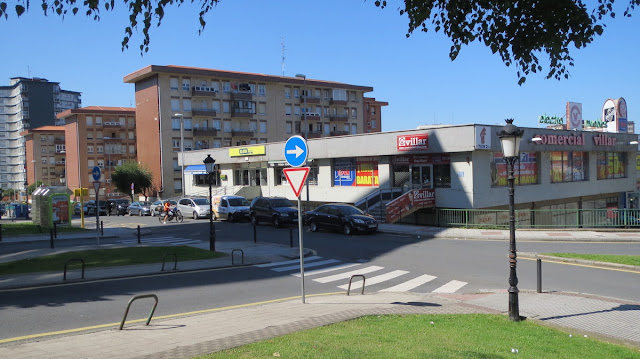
top-left (433, 164), bottom-right (451, 188)
top-left (597, 152), bottom-right (626, 180)
top-left (550, 151), bottom-right (587, 183)
top-left (333, 158), bottom-right (379, 187)
top-left (491, 152), bottom-right (539, 186)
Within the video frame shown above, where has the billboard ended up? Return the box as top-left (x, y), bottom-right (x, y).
top-left (566, 102), bottom-right (583, 131)
top-left (603, 97), bottom-right (628, 133)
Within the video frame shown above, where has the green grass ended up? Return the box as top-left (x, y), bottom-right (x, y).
top-left (195, 314), bottom-right (639, 359)
top-left (543, 253), bottom-right (640, 267)
top-left (0, 222), bottom-right (89, 236)
top-left (0, 246), bottom-right (225, 275)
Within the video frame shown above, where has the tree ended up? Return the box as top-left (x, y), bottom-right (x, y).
top-left (0, 1), bottom-right (637, 84)
top-left (110, 160), bottom-right (153, 200)
top-left (26, 181), bottom-right (44, 195)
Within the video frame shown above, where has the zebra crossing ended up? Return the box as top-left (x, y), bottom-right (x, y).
top-left (255, 257), bottom-right (468, 294)
top-left (118, 236), bottom-right (202, 246)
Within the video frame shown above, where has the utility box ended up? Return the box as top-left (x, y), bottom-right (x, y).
top-left (32, 186), bottom-right (73, 227)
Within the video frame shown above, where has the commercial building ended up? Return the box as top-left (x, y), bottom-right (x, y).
top-left (123, 65), bottom-right (376, 198)
top-left (179, 122), bottom-right (638, 225)
top-left (0, 77), bottom-right (81, 196)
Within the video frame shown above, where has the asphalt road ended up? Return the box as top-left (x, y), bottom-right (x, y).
top-left (0, 215), bottom-right (639, 341)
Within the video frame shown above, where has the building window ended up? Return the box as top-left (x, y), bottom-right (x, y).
top-left (370, 120), bottom-right (377, 129)
top-left (351, 108), bottom-right (357, 118)
top-left (324, 90), bottom-right (330, 99)
top-left (258, 84), bottom-right (266, 96)
top-left (183, 99), bottom-right (192, 112)
top-left (96, 116), bottom-right (102, 125)
top-left (182, 78), bottom-right (190, 91)
top-left (550, 151), bottom-right (587, 183)
top-left (172, 118), bottom-right (182, 130)
top-left (223, 82), bottom-right (230, 93)
top-left (332, 89), bottom-right (347, 101)
top-left (597, 152), bottom-right (626, 180)
top-left (285, 105), bottom-right (292, 116)
top-left (259, 121), bottom-right (267, 133)
top-left (174, 179), bottom-right (182, 193)
top-left (224, 121), bottom-right (232, 133)
top-left (258, 103), bottom-right (266, 115)
top-left (491, 152), bottom-right (540, 186)
top-left (171, 98), bottom-right (180, 112)
top-left (170, 77), bottom-right (179, 90)
top-left (294, 105), bottom-right (300, 116)
top-left (286, 122), bottom-right (292, 134)
top-left (212, 100), bottom-right (221, 113)
top-left (285, 87), bottom-right (291, 98)
top-left (433, 164), bottom-right (451, 188)
top-left (293, 88), bottom-right (299, 98)
top-left (172, 139), bottom-right (180, 150)
top-left (87, 146), bottom-right (94, 154)
top-left (333, 158), bottom-right (379, 187)
top-left (86, 116), bottom-right (93, 126)
top-left (223, 101), bottom-right (230, 113)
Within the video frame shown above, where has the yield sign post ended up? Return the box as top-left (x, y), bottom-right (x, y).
top-left (283, 166), bottom-right (310, 304)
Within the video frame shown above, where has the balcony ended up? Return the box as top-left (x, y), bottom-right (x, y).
top-left (54, 137), bottom-right (65, 144)
top-left (300, 96), bottom-right (321, 104)
top-left (231, 109), bottom-right (255, 118)
top-left (192, 86), bottom-right (218, 97)
top-left (330, 98), bottom-right (348, 106)
top-left (191, 109), bottom-right (217, 117)
top-left (329, 115), bottom-right (349, 122)
top-left (231, 92), bottom-right (253, 101)
top-left (232, 128), bottom-right (255, 137)
top-left (301, 114), bottom-right (321, 121)
top-left (193, 128), bottom-right (218, 137)
top-left (103, 121), bottom-right (123, 128)
top-left (330, 131), bottom-right (350, 137)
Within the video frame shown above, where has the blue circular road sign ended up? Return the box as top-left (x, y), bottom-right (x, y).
top-left (284, 135), bottom-right (308, 167)
top-left (92, 166), bottom-right (101, 181)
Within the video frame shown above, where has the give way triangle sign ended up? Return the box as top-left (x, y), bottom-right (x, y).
top-left (283, 167), bottom-right (310, 197)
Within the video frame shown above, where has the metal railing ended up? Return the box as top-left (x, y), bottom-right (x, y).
top-left (437, 208), bottom-right (640, 229)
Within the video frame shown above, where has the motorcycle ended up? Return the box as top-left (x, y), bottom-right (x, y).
top-left (159, 207), bottom-right (184, 223)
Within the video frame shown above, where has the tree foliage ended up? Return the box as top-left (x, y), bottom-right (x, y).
top-left (110, 160), bottom-right (153, 200)
top-left (1, 0), bottom-right (637, 83)
top-left (26, 181), bottom-right (44, 195)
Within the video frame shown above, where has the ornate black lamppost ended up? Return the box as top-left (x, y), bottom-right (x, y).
top-left (204, 154), bottom-right (216, 251)
top-left (497, 118), bottom-right (525, 322)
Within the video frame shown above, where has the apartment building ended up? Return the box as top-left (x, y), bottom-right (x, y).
top-left (56, 106), bottom-right (137, 198)
top-left (23, 126), bottom-right (67, 188)
top-left (123, 65), bottom-right (376, 198)
top-left (363, 97), bottom-right (388, 133)
top-left (0, 77), bottom-right (81, 195)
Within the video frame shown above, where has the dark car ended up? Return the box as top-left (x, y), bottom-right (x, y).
top-left (250, 197), bottom-right (298, 228)
top-left (108, 198), bottom-right (131, 216)
top-left (86, 200), bottom-right (108, 216)
top-left (304, 204), bottom-right (378, 235)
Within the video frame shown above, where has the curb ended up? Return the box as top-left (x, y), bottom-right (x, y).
top-left (519, 252), bottom-right (640, 271)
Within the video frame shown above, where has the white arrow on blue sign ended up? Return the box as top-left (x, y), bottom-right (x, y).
top-left (284, 135), bottom-right (308, 167)
top-left (92, 166), bottom-right (102, 181)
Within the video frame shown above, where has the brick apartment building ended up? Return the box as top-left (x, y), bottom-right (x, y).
top-left (363, 97), bottom-right (388, 133)
top-left (123, 65), bottom-right (379, 198)
top-left (23, 126), bottom-right (67, 188)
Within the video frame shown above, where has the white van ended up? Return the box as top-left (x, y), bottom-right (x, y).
top-left (212, 195), bottom-right (251, 221)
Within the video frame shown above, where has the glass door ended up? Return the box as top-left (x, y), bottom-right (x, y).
top-left (410, 165), bottom-right (433, 189)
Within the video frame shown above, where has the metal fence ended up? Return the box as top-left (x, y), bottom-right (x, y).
top-left (437, 208), bottom-right (640, 229)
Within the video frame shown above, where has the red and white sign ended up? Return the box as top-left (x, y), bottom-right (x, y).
top-left (385, 188), bottom-right (435, 223)
top-left (283, 167), bottom-right (310, 197)
top-left (397, 134), bottom-right (429, 151)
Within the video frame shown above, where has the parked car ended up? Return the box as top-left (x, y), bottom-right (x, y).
top-left (250, 197), bottom-right (298, 228)
top-left (212, 195), bottom-right (250, 221)
top-left (108, 198), bottom-right (131, 216)
top-left (127, 201), bottom-right (153, 216)
top-left (73, 202), bottom-right (89, 215)
top-left (304, 204), bottom-right (378, 235)
top-left (86, 200), bottom-right (108, 216)
top-left (151, 199), bottom-right (178, 217)
top-left (177, 198), bottom-right (211, 219)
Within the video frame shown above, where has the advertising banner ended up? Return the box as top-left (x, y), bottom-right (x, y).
top-left (567, 102), bottom-right (583, 131)
top-left (334, 158), bottom-right (379, 187)
top-left (493, 152), bottom-right (538, 186)
top-left (397, 134), bottom-right (429, 151)
top-left (385, 189), bottom-right (435, 223)
top-left (51, 194), bottom-right (70, 225)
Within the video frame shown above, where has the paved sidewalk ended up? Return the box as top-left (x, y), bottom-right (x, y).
top-left (0, 222), bottom-right (639, 357)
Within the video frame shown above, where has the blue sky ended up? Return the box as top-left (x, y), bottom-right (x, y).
top-left (1, 0), bottom-right (638, 131)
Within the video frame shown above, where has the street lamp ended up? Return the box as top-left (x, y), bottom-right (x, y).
top-left (175, 113), bottom-right (185, 195)
top-left (204, 154), bottom-right (216, 251)
top-left (497, 118), bottom-right (525, 322)
top-left (295, 74), bottom-right (310, 211)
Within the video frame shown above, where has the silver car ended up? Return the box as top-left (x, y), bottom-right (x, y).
top-left (177, 197), bottom-right (211, 219)
top-left (128, 201), bottom-right (153, 216)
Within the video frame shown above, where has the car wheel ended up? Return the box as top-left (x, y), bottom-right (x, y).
top-left (193, 211), bottom-right (199, 220)
top-left (138, 210), bottom-right (143, 216)
top-left (309, 221), bottom-right (318, 232)
top-left (151, 210), bottom-right (155, 217)
top-left (343, 224), bottom-right (353, 235)
top-left (128, 209), bottom-right (133, 216)
top-left (251, 214), bottom-right (259, 226)
top-left (273, 216), bottom-right (281, 228)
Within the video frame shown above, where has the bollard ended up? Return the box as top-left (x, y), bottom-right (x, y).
top-left (253, 222), bottom-right (257, 243)
top-left (137, 225), bottom-right (141, 244)
top-left (50, 229), bottom-right (55, 249)
top-left (537, 259), bottom-right (542, 293)
top-left (53, 222), bottom-right (57, 239)
top-left (100, 221), bottom-right (104, 236)
top-left (289, 227), bottom-right (293, 248)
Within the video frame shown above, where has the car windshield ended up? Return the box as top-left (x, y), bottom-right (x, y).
top-left (337, 206), bottom-right (364, 216)
top-left (270, 198), bottom-right (294, 207)
top-left (139, 201), bottom-right (152, 206)
top-left (117, 200), bottom-right (130, 205)
top-left (228, 198), bottom-right (249, 206)
top-left (193, 198), bottom-right (210, 205)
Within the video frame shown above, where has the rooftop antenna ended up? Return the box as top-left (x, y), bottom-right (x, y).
top-left (281, 37), bottom-right (286, 76)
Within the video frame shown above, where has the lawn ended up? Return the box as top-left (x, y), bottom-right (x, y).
top-left (196, 314), bottom-right (639, 359)
top-left (0, 222), bottom-right (89, 236)
top-left (543, 253), bottom-right (640, 267)
top-left (0, 246), bottom-right (225, 275)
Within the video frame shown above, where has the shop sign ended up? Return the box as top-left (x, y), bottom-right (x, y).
top-left (585, 120), bottom-right (607, 128)
top-left (397, 134), bottom-right (428, 151)
top-left (385, 189), bottom-right (435, 223)
top-left (531, 133), bottom-right (585, 146)
top-left (333, 158), bottom-right (379, 187)
top-left (475, 126), bottom-right (491, 149)
top-left (392, 154), bottom-right (450, 165)
top-left (229, 145), bottom-right (266, 157)
top-left (566, 102), bottom-right (583, 131)
top-left (539, 115), bottom-right (564, 125)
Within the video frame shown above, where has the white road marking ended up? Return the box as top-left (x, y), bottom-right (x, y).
top-left (313, 266), bottom-right (385, 283)
top-left (432, 280), bottom-right (468, 293)
top-left (271, 259), bottom-right (341, 272)
top-left (337, 270), bottom-right (409, 290)
top-left (290, 263), bottom-right (361, 277)
top-left (379, 274), bottom-right (437, 292)
top-left (254, 256), bottom-right (322, 268)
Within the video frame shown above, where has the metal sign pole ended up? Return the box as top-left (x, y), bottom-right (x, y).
top-left (298, 195), bottom-right (305, 304)
top-left (94, 181), bottom-right (101, 247)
